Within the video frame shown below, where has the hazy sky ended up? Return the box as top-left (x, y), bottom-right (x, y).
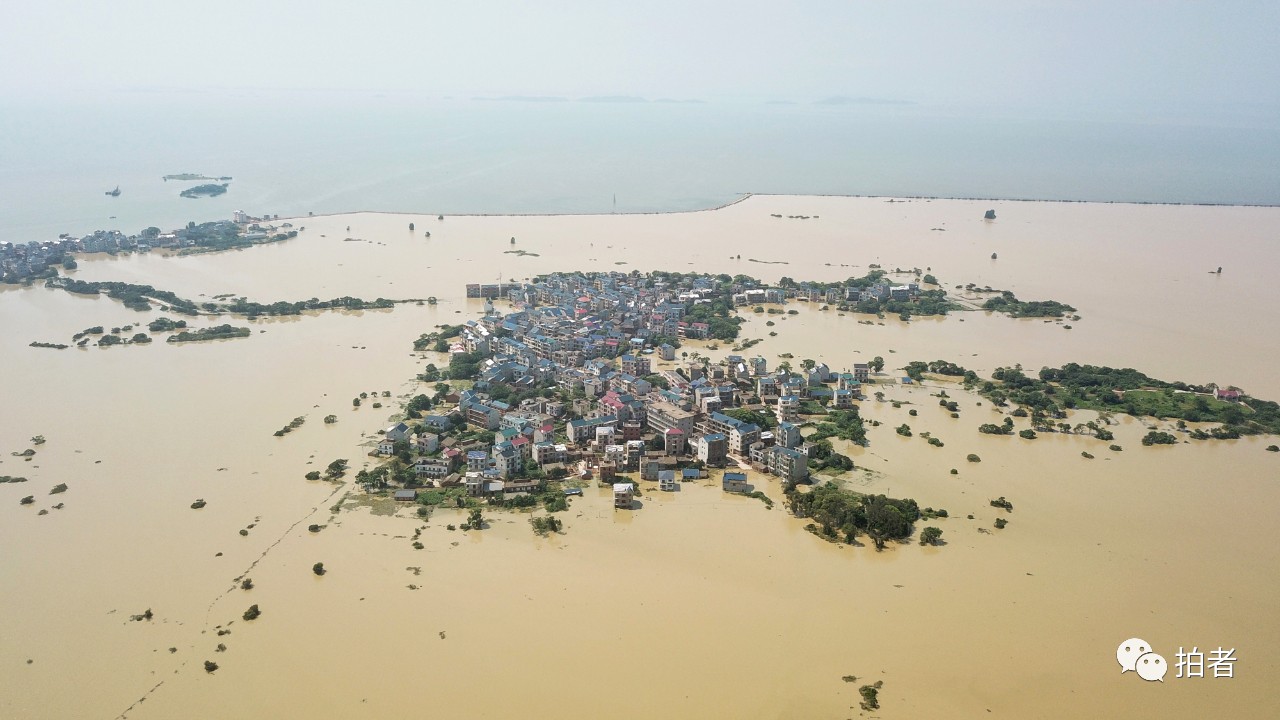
top-left (3, 1), bottom-right (1277, 112)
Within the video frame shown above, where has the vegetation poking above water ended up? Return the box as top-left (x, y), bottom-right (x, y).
top-left (413, 324), bottom-right (466, 352)
top-left (859, 681), bottom-right (883, 710)
top-left (148, 316), bottom-right (188, 332)
top-left (530, 515), bottom-right (563, 535)
top-left (804, 409), bottom-right (870, 446)
top-left (167, 325), bottom-right (252, 343)
top-left (220, 296), bottom-right (396, 316)
top-left (912, 359), bottom-right (1280, 439)
top-left (786, 482), bottom-right (923, 550)
top-left (979, 290), bottom-right (1076, 318)
top-left (47, 276), bottom-right (401, 323)
top-left (273, 416), bottom-right (306, 437)
top-left (50, 278), bottom-right (200, 314)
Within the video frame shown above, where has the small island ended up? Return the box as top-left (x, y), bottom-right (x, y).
top-left (167, 324), bottom-right (252, 343)
top-left (164, 173), bottom-right (232, 182)
top-left (180, 183), bottom-right (229, 199)
top-left (979, 291), bottom-right (1075, 318)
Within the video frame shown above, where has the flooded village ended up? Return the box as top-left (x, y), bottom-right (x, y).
top-left (2, 195), bottom-right (1279, 720)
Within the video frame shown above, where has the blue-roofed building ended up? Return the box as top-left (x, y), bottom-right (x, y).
top-left (767, 446), bottom-right (809, 484)
top-left (696, 433), bottom-right (728, 466)
top-left (707, 412), bottom-right (761, 455)
top-left (722, 472), bottom-right (751, 493)
top-left (421, 414), bottom-right (453, 432)
top-left (776, 421), bottom-right (802, 449)
top-left (491, 442), bottom-right (519, 478)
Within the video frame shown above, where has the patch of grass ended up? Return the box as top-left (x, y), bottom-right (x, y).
top-left (1120, 389), bottom-right (1239, 420)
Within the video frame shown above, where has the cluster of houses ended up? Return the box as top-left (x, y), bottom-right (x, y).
top-left (732, 281), bottom-right (920, 306)
top-left (375, 272), bottom-right (878, 507)
top-left (2, 213), bottom-right (289, 283)
top-left (0, 237), bottom-right (81, 282)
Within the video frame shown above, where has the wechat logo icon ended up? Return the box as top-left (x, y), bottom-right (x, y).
top-left (1117, 638), bottom-right (1167, 682)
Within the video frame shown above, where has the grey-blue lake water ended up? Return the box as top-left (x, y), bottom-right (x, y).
top-left (1, 93), bottom-right (1276, 243)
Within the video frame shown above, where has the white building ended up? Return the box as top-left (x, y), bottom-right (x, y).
top-left (613, 482), bottom-right (634, 509)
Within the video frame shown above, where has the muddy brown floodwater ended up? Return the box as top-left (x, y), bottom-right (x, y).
top-left (1, 195), bottom-right (1277, 719)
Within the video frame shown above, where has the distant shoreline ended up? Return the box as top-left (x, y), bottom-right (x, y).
top-left (276, 192), bottom-right (1279, 223)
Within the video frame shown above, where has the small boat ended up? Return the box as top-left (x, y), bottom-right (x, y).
top-left (105, 186), bottom-right (121, 197)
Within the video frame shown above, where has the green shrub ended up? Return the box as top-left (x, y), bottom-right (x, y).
top-left (919, 526), bottom-right (943, 545)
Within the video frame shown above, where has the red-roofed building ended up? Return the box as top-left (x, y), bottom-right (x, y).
top-left (534, 423), bottom-right (556, 443)
top-left (510, 435), bottom-right (531, 461)
top-left (664, 427), bottom-right (687, 455)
